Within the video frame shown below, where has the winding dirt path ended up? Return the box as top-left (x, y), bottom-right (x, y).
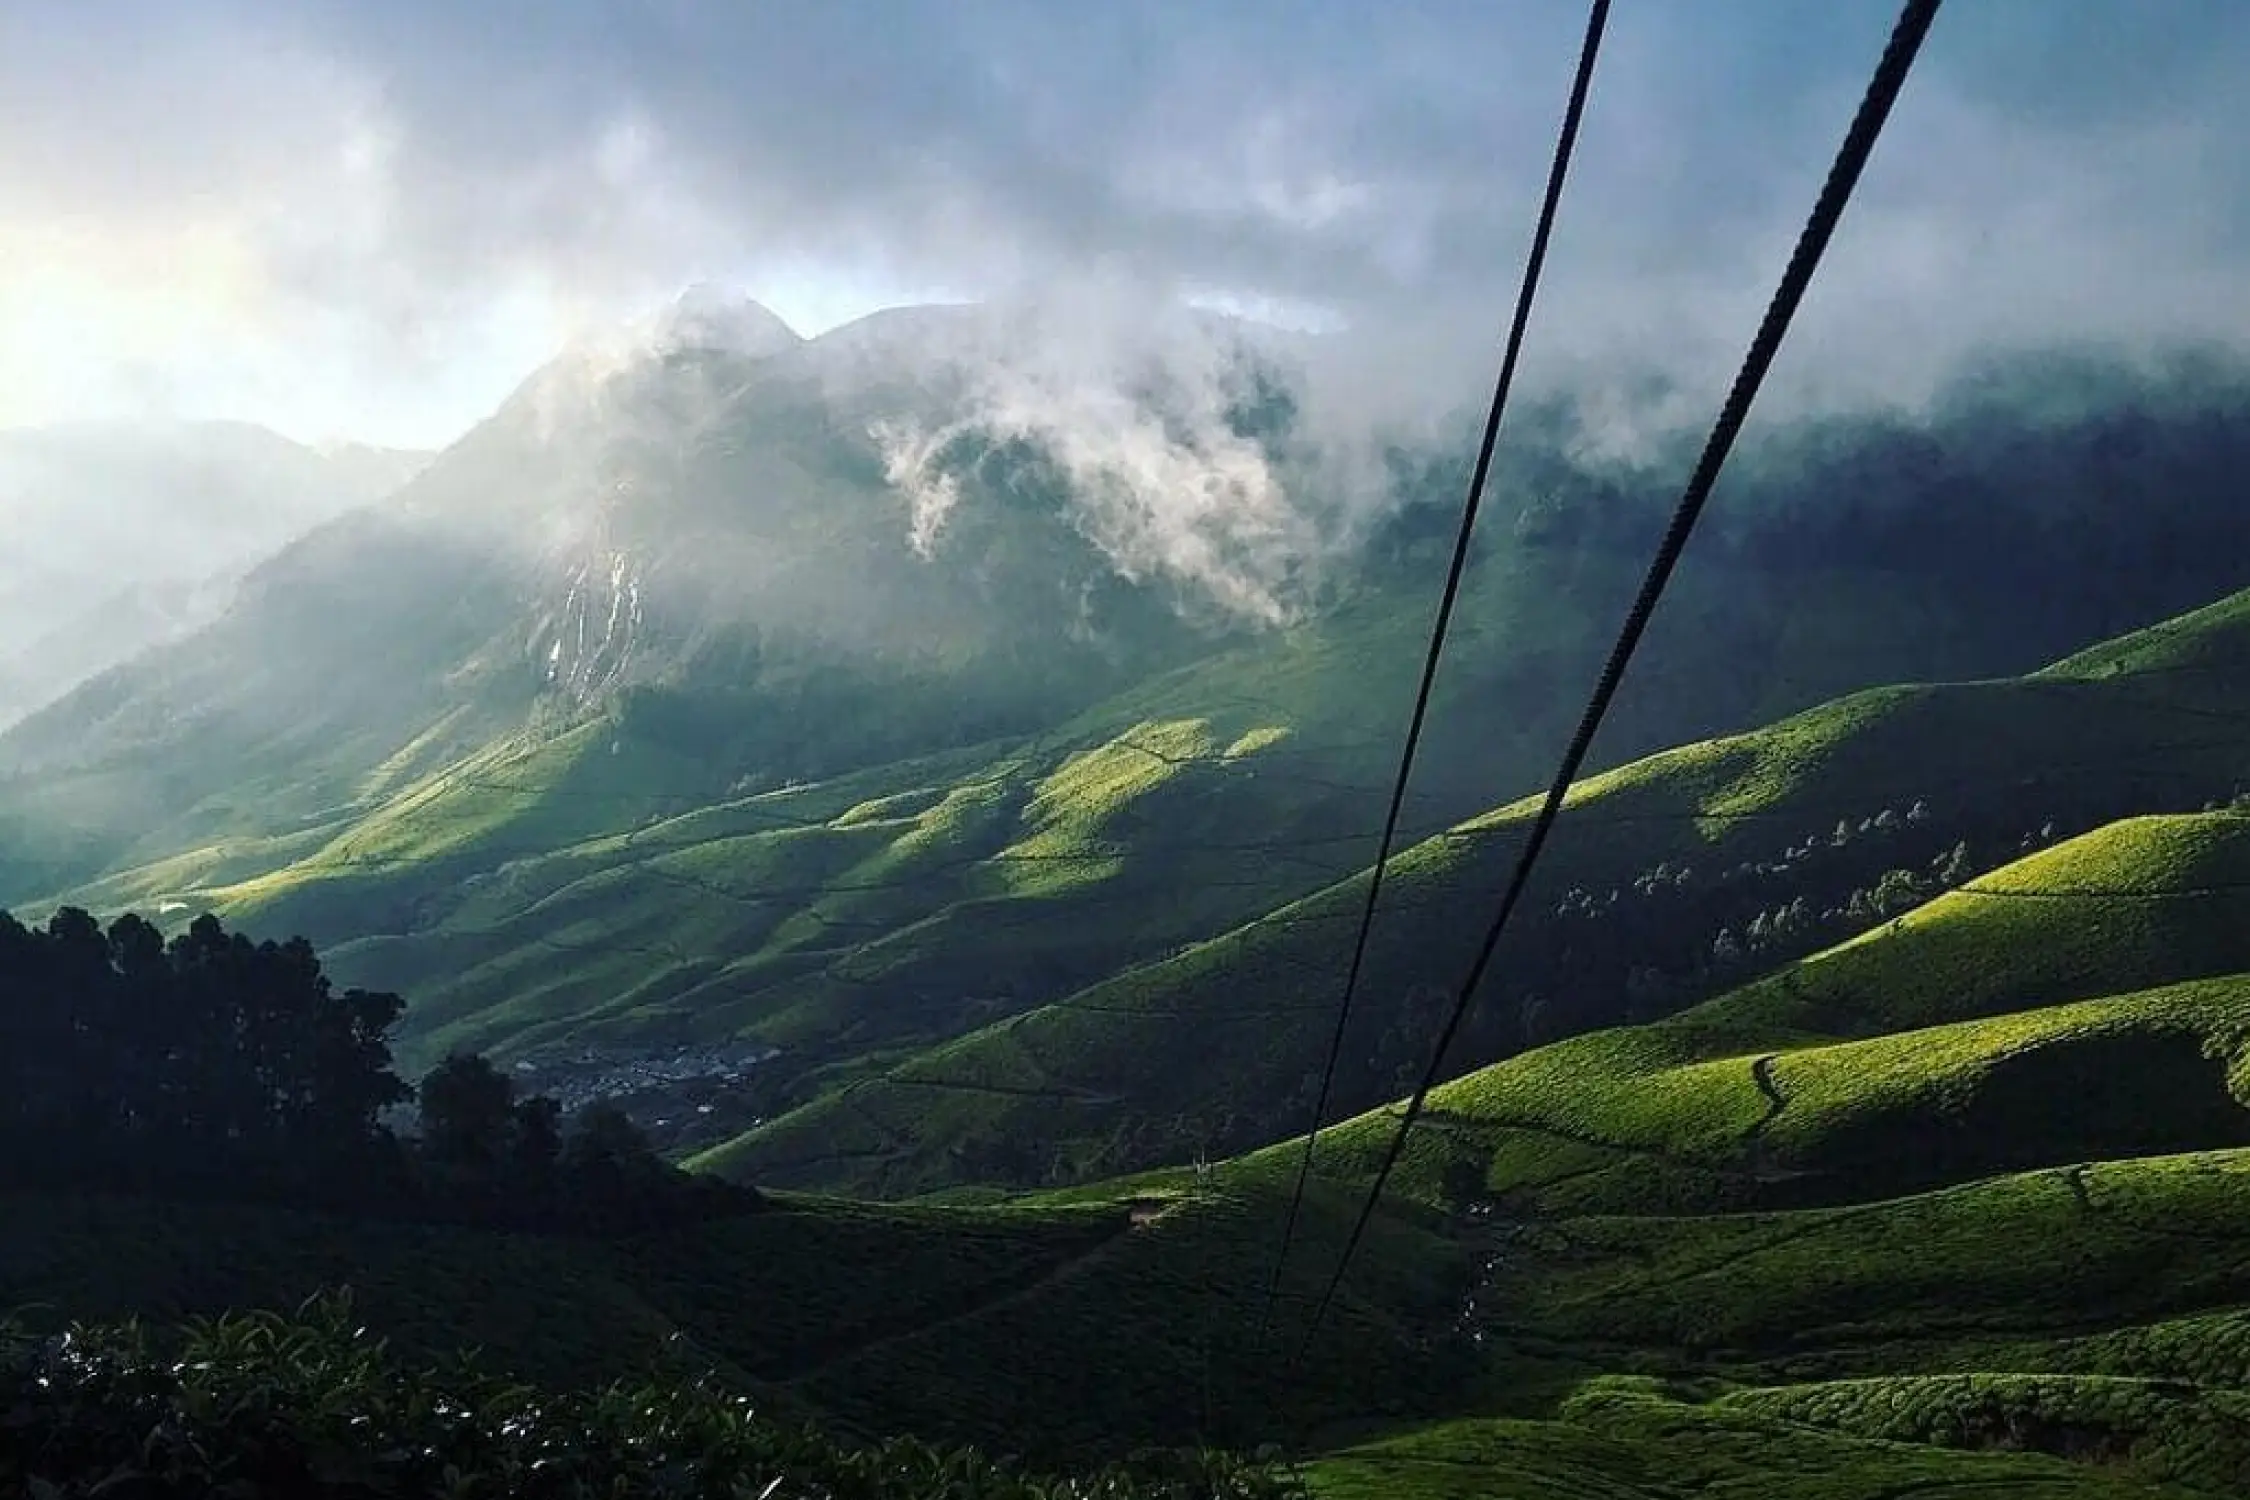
top-left (1748, 1053), bottom-right (1789, 1139)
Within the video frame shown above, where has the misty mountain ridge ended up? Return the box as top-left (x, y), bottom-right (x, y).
top-left (0, 421), bottom-right (432, 729)
top-left (0, 297), bottom-right (1311, 889)
top-left (1, 313), bottom-right (2247, 1231)
top-left (495, 291), bottom-right (1428, 652)
top-left (649, 284), bottom-right (804, 360)
top-left (2, 314), bottom-right (2247, 938)
top-left (375, 291), bottom-right (1334, 694)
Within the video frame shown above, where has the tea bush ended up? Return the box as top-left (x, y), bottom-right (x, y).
top-left (1, 1294), bottom-right (1307, 1500)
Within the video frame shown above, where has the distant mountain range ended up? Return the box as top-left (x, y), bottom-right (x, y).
top-left (0, 420), bottom-right (430, 727)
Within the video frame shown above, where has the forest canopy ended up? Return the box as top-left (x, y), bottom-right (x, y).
top-left (0, 907), bottom-right (753, 1230)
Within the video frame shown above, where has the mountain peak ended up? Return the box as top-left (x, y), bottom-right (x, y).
top-left (649, 285), bottom-right (801, 360)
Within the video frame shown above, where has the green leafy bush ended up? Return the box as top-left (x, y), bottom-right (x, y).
top-left (1724, 1373), bottom-right (2250, 1497)
top-left (1, 1295), bottom-right (1306, 1500)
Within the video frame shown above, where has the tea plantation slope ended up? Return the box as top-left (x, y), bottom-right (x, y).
top-left (81, 513), bottom-right (2028, 1074)
top-left (1273, 826), bottom-right (2250, 1498)
top-left (694, 590), bottom-right (2250, 1196)
top-left (2037, 584), bottom-right (2250, 688)
top-left (1303, 1395), bottom-right (2209, 1499)
top-left (1695, 807), bottom-right (2250, 1038)
top-left (170, 521), bottom-right (1975, 1077)
top-left (1464, 1148), bottom-right (2250, 1413)
top-left (1276, 1102), bottom-right (2250, 1496)
top-left (20, 1120), bottom-right (2250, 1488)
top-left (287, 707), bottom-right (1374, 1073)
top-left (1238, 811), bottom-right (2250, 1215)
top-left (0, 1177), bottom-right (1469, 1464)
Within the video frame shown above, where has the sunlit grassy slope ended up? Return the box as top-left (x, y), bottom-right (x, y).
top-left (1277, 808), bottom-right (2250, 1497)
top-left (52, 569), bottom-right (1453, 1070)
top-left (1258, 814), bottom-right (2250, 1213)
top-left (18, 912), bottom-right (2250, 1494)
top-left (33, 530), bottom-right (2195, 1088)
top-left (241, 707), bottom-right (1372, 1072)
top-left (18, 791), bottom-right (2250, 1491)
top-left (1290, 1140), bottom-right (2250, 1497)
top-left (698, 590), bottom-right (2250, 1196)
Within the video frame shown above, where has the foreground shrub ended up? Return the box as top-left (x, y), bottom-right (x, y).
top-left (2, 1294), bottom-right (1305, 1499)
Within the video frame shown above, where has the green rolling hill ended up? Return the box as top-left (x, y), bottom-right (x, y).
top-left (178, 540), bottom-right (2137, 1079)
top-left (0, 340), bottom-right (2237, 1212)
top-left (1265, 808), bottom-right (2250, 1208)
top-left (6, 102), bottom-right (2250, 1497)
top-left (695, 587), bottom-right (2250, 1194)
top-left (9, 592), bottom-right (2250, 1495)
top-left (10, 495), bottom-right (2240, 1179)
top-left (14, 794), bottom-right (2250, 1494)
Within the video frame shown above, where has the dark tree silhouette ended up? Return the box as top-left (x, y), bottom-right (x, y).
top-left (417, 1053), bottom-right (517, 1176)
top-left (0, 906), bottom-right (756, 1231)
top-left (510, 1094), bottom-right (564, 1185)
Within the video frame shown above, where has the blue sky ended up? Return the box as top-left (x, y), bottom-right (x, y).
top-left (1, 0), bottom-right (2243, 448)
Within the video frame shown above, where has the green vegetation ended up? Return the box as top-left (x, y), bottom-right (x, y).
top-left (1304, 1394), bottom-right (2195, 1499)
top-left (1235, 815), bottom-right (2250, 1218)
top-left (0, 1182), bottom-right (1467, 1462)
top-left (0, 908), bottom-right (1454, 1459)
top-left (14, 357), bottom-right (2246, 1164)
top-left (3, 1295), bottom-right (1308, 1499)
top-left (6, 354), bottom-right (2250, 1494)
top-left (17, 776), bottom-right (2250, 1495)
top-left (703, 592), bottom-right (2250, 1197)
top-left (0, 905), bottom-right (749, 1231)
top-left (1261, 811), bottom-right (2250, 1494)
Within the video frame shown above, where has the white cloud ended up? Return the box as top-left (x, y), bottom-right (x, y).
top-left (0, 0), bottom-right (2244, 447)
